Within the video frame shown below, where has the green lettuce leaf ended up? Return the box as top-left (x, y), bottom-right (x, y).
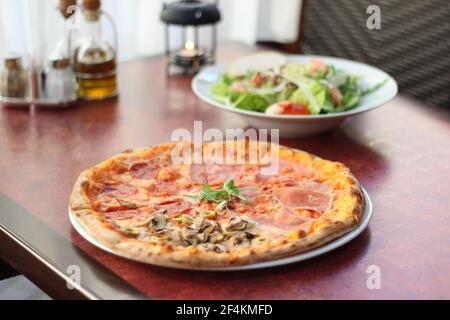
top-left (232, 93), bottom-right (270, 112)
top-left (210, 82), bottom-right (230, 97)
top-left (289, 81), bottom-right (326, 114)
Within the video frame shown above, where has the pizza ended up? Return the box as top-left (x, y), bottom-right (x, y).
top-left (69, 141), bottom-right (365, 268)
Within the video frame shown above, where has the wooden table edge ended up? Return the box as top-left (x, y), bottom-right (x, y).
top-left (0, 192), bottom-right (146, 300)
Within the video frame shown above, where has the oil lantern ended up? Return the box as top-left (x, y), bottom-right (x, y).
top-left (161, 0), bottom-right (221, 74)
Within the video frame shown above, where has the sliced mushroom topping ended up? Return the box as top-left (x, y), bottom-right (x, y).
top-left (132, 209), bottom-right (262, 250)
top-left (205, 224), bottom-right (217, 237)
top-left (209, 232), bottom-right (224, 244)
top-left (203, 243), bottom-right (226, 253)
top-left (229, 231), bottom-right (256, 246)
top-left (232, 235), bottom-right (245, 245)
top-left (221, 230), bottom-right (233, 240)
top-left (179, 228), bottom-right (198, 246)
top-left (227, 217), bottom-right (248, 231)
top-left (244, 231), bottom-right (257, 240)
top-left (177, 230), bottom-right (190, 246)
top-left (199, 220), bottom-right (215, 233)
top-left (164, 227), bottom-right (183, 243)
top-left (184, 228), bottom-right (198, 239)
top-left (212, 244), bottom-right (226, 253)
top-left (193, 216), bottom-right (205, 230)
top-left (150, 212), bottom-right (167, 231)
top-left (119, 227), bottom-right (140, 237)
top-left (215, 200), bottom-right (228, 212)
top-left (215, 221), bottom-right (223, 233)
top-left (197, 232), bottom-right (209, 243)
top-left (241, 215), bottom-right (255, 228)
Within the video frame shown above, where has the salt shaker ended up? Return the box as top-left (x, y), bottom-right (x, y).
top-left (44, 58), bottom-right (77, 101)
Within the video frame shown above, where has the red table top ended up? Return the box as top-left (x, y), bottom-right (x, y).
top-left (0, 43), bottom-right (449, 299)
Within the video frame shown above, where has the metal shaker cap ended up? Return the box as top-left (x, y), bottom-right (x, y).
top-left (4, 54), bottom-right (23, 69)
top-left (50, 58), bottom-right (71, 69)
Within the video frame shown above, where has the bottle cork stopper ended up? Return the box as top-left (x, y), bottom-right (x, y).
top-left (59, 0), bottom-right (77, 19)
top-left (83, 0), bottom-right (101, 11)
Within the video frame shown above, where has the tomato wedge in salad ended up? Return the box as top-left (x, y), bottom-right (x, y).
top-left (265, 101), bottom-right (310, 115)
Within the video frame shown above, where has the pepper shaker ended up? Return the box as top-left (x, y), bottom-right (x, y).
top-left (0, 55), bottom-right (29, 98)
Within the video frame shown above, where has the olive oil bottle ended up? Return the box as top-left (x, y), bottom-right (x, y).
top-left (74, 0), bottom-right (118, 100)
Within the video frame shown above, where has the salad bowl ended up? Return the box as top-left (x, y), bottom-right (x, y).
top-left (192, 55), bottom-right (398, 137)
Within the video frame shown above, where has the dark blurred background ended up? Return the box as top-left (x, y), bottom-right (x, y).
top-left (262, 0), bottom-right (450, 108)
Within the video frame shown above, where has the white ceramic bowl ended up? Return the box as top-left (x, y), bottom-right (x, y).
top-left (192, 55), bottom-right (398, 137)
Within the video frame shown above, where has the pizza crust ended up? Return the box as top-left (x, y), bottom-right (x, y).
top-left (69, 142), bottom-right (365, 268)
